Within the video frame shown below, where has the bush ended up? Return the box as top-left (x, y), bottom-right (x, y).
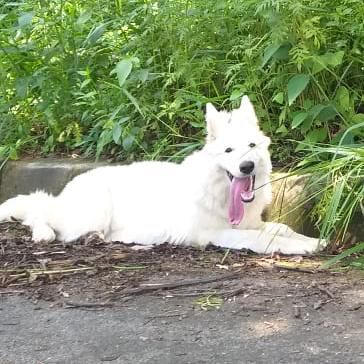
top-left (1, 0), bottom-right (363, 162)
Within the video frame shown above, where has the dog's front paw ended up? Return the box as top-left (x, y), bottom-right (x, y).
top-left (301, 237), bottom-right (327, 254)
top-left (32, 225), bottom-right (56, 243)
top-left (315, 238), bottom-right (328, 252)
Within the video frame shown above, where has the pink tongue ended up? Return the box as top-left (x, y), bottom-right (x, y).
top-left (229, 177), bottom-right (251, 225)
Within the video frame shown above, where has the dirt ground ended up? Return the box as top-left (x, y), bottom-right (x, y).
top-left (1, 222), bottom-right (364, 364)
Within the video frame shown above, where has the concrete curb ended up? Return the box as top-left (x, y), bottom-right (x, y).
top-left (0, 159), bottom-right (362, 241)
top-left (0, 159), bottom-right (107, 201)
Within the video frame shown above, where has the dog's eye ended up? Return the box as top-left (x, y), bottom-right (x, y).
top-left (224, 147), bottom-right (233, 153)
top-left (249, 143), bottom-right (256, 148)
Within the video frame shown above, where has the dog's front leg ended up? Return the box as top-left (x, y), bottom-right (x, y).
top-left (196, 228), bottom-right (322, 255)
top-left (263, 222), bottom-right (308, 239)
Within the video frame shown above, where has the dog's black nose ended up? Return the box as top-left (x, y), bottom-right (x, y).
top-left (239, 161), bottom-right (255, 174)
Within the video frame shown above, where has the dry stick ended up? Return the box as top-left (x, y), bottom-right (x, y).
top-left (64, 301), bottom-right (114, 309)
top-left (223, 286), bottom-right (246, 299)
top-left (157, 286), bottom-right (246, 299)
top-left (118, 272), bottom-right (242, 296)
top-left (0, 290), bottom-right (25, 295)
top-left (318, 285), bottom-right (335, 299)
top-left (272, 263), bottom-right (316, 274)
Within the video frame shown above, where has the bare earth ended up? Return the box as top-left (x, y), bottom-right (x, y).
top-left (1, 222), bottom-right (364, 364)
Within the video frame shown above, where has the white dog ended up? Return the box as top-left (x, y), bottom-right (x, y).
top-left (0, 97), bottom-right (324, 254)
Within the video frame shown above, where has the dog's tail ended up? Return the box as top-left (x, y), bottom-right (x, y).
top-left (0, 191), bottom-right (55, 223)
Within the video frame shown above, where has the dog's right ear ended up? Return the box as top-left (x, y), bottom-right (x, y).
top-left (205, 103), bottom-right (220, 142)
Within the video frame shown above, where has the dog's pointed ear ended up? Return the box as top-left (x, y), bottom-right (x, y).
top-left (205, 103), bottom-right (220, 142)
top-left (239, 95), bottom-right (259, 127)
top-left (240, 95), bottom-right (256, 114)
top-left (206, 102), bottom-right (218, 117)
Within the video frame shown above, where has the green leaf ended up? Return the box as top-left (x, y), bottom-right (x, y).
top-left (122, 89), bottom-right (143, 116)
top-left (112, 124), bottom-right (122, 144)
top-left (312, 51), bottom-right (345, 74)
top-left (308, 104), bottom-right (337, 123)
top-left (137, 69), bottom-right (149, 83)
top-left (76, 11), bottom-right (92, 26)
top-left (351, 113), bottom-right (364, 123)
top-left (292, 112), bottom-right (308, 129)
top-left (272, 92), bottom-right (284, 105)
top-left (262, 44), bottom-right (281, 67)
top-left (262, 43), bottom-right (291, 67)
top-left (335, 86), bottom-right (351, 114)
top-left (287, 74), bottom-right (310, 106)
top-left (86, 23), bottom-right (106, 45)
top-left (115, 60), bottom-right (133, 88)
top-left (15, 77), bottom-right (28, 99)
top-left (122, 135), bottom-right (135, 151)
top-left (316, 105), bottom-right (337, 122)
top-left (119, 116), bottom-right (130, 124)
top-left (329, 50), bottom-right (345, 67)
top-left (18, 12), bottom-right (33, 27)
top-left (332, 130), bottom-right (354, 145)
top-left (305, 128), bottom-right (327, 143)
top-left (300, 115), bottom-right (314, 133)
top-left (96, 129), bottom-right (112, 158)
top-left (80, 79), bottom-right (91, 89)
top-left (276, 124), bottom-right (288, 134)
top-left (229, 89), bottom-right (244, 101)
top-left (274, 43), bottom-right (291, 61)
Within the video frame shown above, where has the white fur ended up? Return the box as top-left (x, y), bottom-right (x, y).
top-left (0, 97), bottom-right (325, 254)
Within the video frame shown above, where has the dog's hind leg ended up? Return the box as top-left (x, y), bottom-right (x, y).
top-left (24, 217), bottom-right (56, 243)
top-left (50, 185), bottom-right (113, 243)
top-left (0, 192), bottom-right (57, 243)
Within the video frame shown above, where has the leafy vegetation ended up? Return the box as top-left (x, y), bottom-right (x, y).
top-left (1, 0), bottom-right (363, 162)
top-left (296, 131), bottom-right (363, 242)
top-left (0, 0), bottom-right (363, 251)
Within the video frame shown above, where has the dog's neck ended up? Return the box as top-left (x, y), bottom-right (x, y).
top-left (182, 147), bottom-right (230, 211)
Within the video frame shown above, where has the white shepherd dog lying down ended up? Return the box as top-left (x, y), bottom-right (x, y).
top-left (0, 96), bottom-right (325, 254)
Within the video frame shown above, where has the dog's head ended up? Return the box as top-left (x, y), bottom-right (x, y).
top-left (204, 96), bottom-right (272, 224)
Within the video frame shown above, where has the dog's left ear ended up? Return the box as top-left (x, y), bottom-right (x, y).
top-left (239, 95), bottom-right (260, 127)
top-left (240, 95), bottom-right (254, 111)
top-left (205, 103), bottom-right (221, 142)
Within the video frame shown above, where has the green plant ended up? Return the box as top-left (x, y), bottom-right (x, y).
top-left (296, 124), bottom-right (363, 252)
top-left (321, 242), bottom-right (364, 269)
top-left (1, 0), bottom-right (363, 163)
top-left (194, 295), bottom-right (223, 310)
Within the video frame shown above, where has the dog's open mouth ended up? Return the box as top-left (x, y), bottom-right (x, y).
top-left (227, 172), bottom-right (255, 225)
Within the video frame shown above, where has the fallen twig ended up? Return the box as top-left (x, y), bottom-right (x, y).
top-left (272, 263), bottom-right (316, 274)
top-left (64, 300), bottom-right (114, 309)
top-left (313, 299), bottom-right (332, 310)
top-left (144, 310), bottom-right (189, 324)
top-left (118, 272), bottom-right (242, 296)
top-left (0, 290), bottom-right (25, 295)
top-left (318, 285), bottom-right (335, 299)
top-left (222, 286), bottom-right (246, 299)
top-left (0, 267), bottom-right (94, 275)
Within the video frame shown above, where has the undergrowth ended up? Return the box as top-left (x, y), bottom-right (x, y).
top-left (1, 0), bottom-right (363, 162)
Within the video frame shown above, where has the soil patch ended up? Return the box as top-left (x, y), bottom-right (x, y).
top-left (1, 221), bottom-right (363, 312)
top-left (2, 222), bottom-right (364, 363)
